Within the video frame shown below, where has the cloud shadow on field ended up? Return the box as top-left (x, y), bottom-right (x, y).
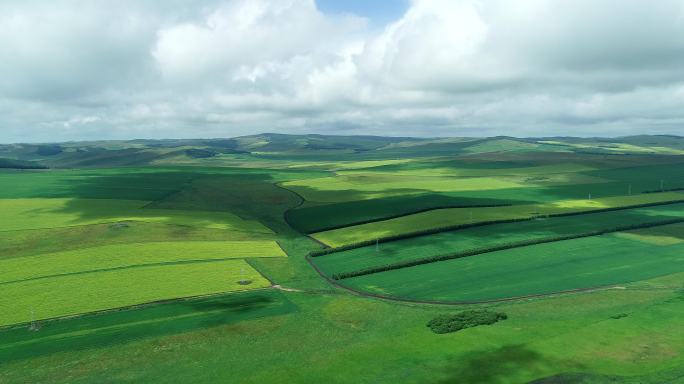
top-left (434, 345), bottom-right (560, 384)
top-left (0, 290), bottom-right (296, 365)
top-left (42, 168), bottom-right (307, 231)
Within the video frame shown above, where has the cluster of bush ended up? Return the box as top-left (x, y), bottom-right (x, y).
top-left (427, 310), bottom-right (508, 334)
top-left (330, 217), bottom-right (684, 280)
top-left (311, 199), bottom-right (684, 258)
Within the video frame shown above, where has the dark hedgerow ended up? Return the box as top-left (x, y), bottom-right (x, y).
top-left (310, 199), bottom-right (684, 258)
top-left (427, 310), bottom-right (507, 334)
top-left (330, 217), bottom-right (684, 280)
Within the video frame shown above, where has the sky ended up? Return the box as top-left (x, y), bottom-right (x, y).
top-left (1, 0), bottom-right (684, 143)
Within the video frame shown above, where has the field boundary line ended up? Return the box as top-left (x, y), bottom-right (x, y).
top-left (310, 198), bottom-right (684, 256)
top-left (329, 218), bottom-right (684, 280)
top-left (244, 258), bottom-right (275, 285)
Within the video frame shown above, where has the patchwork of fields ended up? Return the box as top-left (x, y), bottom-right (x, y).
top-left (0, 167), bottom-right (300, 328)
top-left (339, 225), bottom-right (684, 302)
top-left (311, 203), bottom-right (684, 279)
top-left (311, 192), bottom-right (684, 247)
top-left (3, 135), bottom-right (684, 383)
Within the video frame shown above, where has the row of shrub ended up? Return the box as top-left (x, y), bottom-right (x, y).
top-left (427, 310), bottom-right (508, 334)
top-left (0, 158), bottom-right (48, 169)
top-left (643, 187), bottom-right (684, 194)
top-left (310, 199), bottom-right (684, 257)
top-left (330, 217), bottom-right (684, 280)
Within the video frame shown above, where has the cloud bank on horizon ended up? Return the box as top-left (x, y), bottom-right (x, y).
top-left (1, 0), bottom-right (684, 143)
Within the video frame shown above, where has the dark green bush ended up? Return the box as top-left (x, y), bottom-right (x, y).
top-left (427, 310), bottom-right (507, 334)
top-left (643, 187), bottom-right (684, 194)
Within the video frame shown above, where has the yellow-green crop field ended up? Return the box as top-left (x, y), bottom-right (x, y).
top-left (0, 241), bottom-right (285, 283)
top-left (0, 260), bottom-right (269, 327)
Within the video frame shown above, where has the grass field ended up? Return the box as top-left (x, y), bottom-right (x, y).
top-left (0, 222), bottom-right (276, 259)
top-left (0, 241), bottom-right (285, 284)
top-left (0, 259), bottom-right (271, 327)
top-left (286, 193), bottom-right (513, 233)
top-left (0, 198), bottom-right (273, 233)
top-left (340, 224), bottom-right (684, 302)
top-left (282, 173), bottom-right (528, 202)
top-left (5, 273), bottom-right (684, 383)
top-left (311, 203), bottom-right (684, 278)
top-left (312, 192), bottom-right (684, 247)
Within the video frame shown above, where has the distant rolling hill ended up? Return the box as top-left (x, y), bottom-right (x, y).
top-left (0, 134), bottom-right (681, 168)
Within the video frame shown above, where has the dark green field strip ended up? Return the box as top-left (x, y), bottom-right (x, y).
top-left (285, 193), bottom-right (514, 233)
top-left (0, 290), bottom-right (295, 363)
top-left (330, 218), bottom-right (684, 280)
top-left (339, 227), bottom-right (684, 303)
top-left (311, 202), bottom-right (684, 277)
top-left (310, 198), bottom-right (684, 256)
top-left (0, 168), bottom-right (195, 200)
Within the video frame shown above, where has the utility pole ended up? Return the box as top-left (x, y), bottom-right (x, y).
top-left (628, 184), bottom-right (632, 196)
top-left (29, 308), bottom-right (36, 331)
top-left (588, 192), bottom-right (592, 200)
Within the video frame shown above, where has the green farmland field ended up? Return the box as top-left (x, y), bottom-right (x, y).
top-left (0, 222), bottom-right (276, 259)
top-left (4, 135), bottom-right (684, 383)
top-left (0, 259), bottom-right (270, 327)
top-left (286, 193), bottom-right (513, 233)
top-left (282, 173), bottom-right (527, 203)
top-left (341, 224), bottom-right (684, 302)
top-left (312, 203), bottom-right (684, 277)
top-left (0, 198), bottom-right (273, 233)
top-left (0, 241), bottom-right (285, 284)
top-left (312, 192), bottom-right (684, 247)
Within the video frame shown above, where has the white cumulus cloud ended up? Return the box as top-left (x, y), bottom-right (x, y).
top-left (1, 0), bottom-right (684, 142)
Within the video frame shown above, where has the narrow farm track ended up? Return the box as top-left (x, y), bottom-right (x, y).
top-left (273, 182), bottom-right (330, 248)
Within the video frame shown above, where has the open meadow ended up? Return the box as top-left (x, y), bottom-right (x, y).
top-left (2, 134), bottom-right (684, 383)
